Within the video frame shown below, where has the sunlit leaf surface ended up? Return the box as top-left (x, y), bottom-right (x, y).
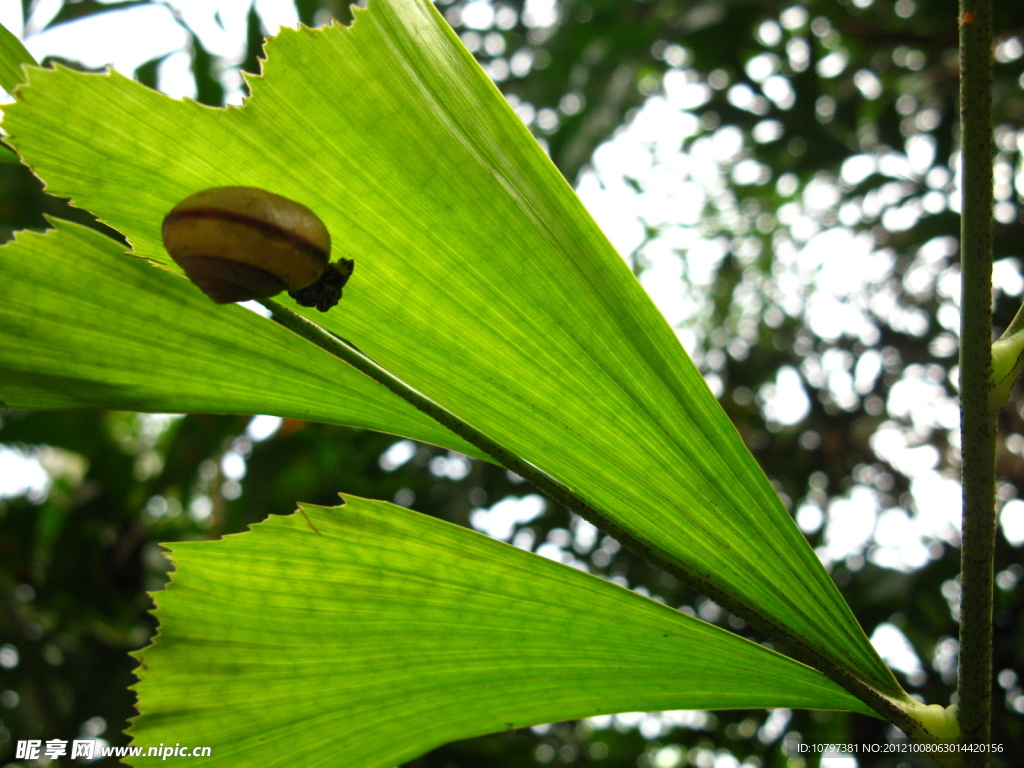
top-left (130, 498), bottom-right (875, 766)
top-left (0, 0), bottom-right (900, 720)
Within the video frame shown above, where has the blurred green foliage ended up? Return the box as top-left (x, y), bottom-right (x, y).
top-left (1, 0), bottom-right (1022, 766)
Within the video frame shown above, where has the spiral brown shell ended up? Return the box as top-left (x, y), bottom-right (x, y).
top-left (162, 186), bottom-right (331, 304)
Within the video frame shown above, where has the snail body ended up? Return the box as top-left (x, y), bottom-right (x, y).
top-left (161, 186), bottom-right (351, 311)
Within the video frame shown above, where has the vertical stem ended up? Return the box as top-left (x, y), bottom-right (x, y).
top-left (957, 0), bottom-right (995, 756)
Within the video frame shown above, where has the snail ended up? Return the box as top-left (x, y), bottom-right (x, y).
top-left (161, 186), bottom-right (353, 312)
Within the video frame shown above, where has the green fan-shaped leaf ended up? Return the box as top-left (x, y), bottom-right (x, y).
top-left (0, 0), bottom-right (900, 700)
top-left (129, 497), bottom-right (875, 766)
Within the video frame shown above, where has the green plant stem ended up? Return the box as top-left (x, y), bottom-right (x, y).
top-left (958, 0), bottom-right (995, 758)
top-left (257, 298), bottom-right (945, 746)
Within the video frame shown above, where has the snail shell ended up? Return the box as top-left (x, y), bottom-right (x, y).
top-left (162, 186), bottom-right (332, 305)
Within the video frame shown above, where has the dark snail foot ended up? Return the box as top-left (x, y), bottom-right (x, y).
top-left (289, 258), bottom-right (355, 312)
